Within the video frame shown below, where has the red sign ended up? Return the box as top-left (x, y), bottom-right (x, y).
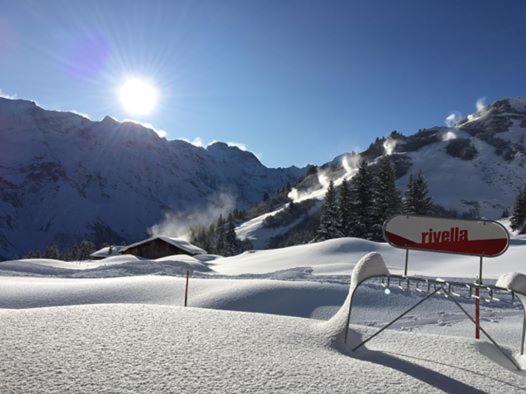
top-left (383, 215), bottom-right (509, 257)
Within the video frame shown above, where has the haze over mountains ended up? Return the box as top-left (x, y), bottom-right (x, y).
top-left (0, 97), bottom-right (303, 258)
top-left (1, 96), bottom-right (525, 258)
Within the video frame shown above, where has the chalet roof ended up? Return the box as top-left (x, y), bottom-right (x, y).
top-left (90, 245), bottom-right (126, 259)
top-left (120, 236), bottom-right (206, 255)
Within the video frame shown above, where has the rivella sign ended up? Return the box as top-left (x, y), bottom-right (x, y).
top-left (383, 215), bottom-right (510, 257)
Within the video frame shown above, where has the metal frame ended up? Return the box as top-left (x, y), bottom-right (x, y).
top-left (344, 274), bottom-right (526, 370)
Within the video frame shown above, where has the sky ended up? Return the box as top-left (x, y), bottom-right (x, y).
top-left (0, 0), bottom-right (525, 167)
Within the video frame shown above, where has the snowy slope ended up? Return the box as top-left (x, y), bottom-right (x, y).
top-left (1, 294), bottom-right (526, 391)
top-left (0, 97), bottom-right (303, 258)
top-left (233, 97), bottom-right (526, 249)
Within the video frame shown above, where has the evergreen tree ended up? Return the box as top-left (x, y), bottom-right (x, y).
top-left (337, 179), bottom-right (353, 236)
top-left (403, 171), bottom-right (432, 215)
top-left (224, 213), bottom-right (239, 256)
top-left (44, 245), bottom-right (61, 260)
top-left (262, 192), bottom-right (270, 202)
top-left (215, 215), bottom-right (226, 255)
top-left (349, 160), bottom-right (374, 238)
top-left (510, 187), bottom-right (526, 233)
top-left (78, 240), bottom-right (95, 260)
top-left (371, 156), bottom-right (401, 240)
top-left (317, 181), bottom-right (343, 240)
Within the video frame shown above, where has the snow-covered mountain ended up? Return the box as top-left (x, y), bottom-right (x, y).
top-left (236, 97), bottom-right (526, 248)
top-left (0, 97), bottom-right (303, 258)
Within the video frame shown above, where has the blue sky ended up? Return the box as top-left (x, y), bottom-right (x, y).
top-left (1, 0), bottom-right (525, 167)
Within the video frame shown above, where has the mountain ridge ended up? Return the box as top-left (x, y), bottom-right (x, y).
top-left (0, 97), bottom-right (303, 257)
top-left (234, 97), bottom-right (526, 249)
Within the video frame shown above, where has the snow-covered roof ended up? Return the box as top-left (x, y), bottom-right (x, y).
top-left (90, 245), bottom-right (126, 258)
top-left (121, 236), bottom-right (206, 255)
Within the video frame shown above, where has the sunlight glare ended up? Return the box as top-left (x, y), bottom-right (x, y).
top-left (118, 77), bottom-right (159, 116)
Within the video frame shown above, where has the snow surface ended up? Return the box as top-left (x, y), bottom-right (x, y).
top-left (497, 272), bottom-right (526, 294)
top-left (1, 298), bottom-right (526, 391)
top-left (2, 244), bottom-right (526, 391)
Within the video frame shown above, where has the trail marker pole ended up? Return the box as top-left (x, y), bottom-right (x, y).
top-left (184, 270), bottom-right (190, 307)
top-left (404, 249), bottom-right (409, 277)
top-left (475, 256), bottom-right (483, 339)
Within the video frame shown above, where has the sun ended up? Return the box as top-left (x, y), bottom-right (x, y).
top-left (118, 77), bottom-right (159, 116)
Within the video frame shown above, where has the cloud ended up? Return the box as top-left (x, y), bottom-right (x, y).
top-left (0, 88), bottom-right (16, 99)
top-left (181, 137), bottom-right (205, 147)
top-left (148, 192), bottom-right (235, 240)
top-left (180, 138), bottom-right (251, 152)
top-left (69, 110), bottom-right (91, 119)
top-left (476, 97), bottom-right (487, 112)
top-left (227, 141), bottom-right (247, 151)
top-left (382, 138), bottom-right (397, 155)
top-left (442, 131), bottom-right (457, 141)
top-left (444, 111), bottom-right (462, 127)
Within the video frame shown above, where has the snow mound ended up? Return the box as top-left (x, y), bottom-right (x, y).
top-left (496, 272), bottom-right (526, 294)
top-left (1, 304), bottom-right (525, 392)
top-left (0, 254), bottom-right (212, 277)
top-left (192, 254), bottom-right (222, 262)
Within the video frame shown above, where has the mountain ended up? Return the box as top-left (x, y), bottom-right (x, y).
top-left (236, 97), bottom-right (526, 248)
top-left (0, 97), bottom-right (304, 258)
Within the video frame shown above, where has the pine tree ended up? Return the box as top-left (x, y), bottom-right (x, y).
top-left (349, 160), bottom-right (374, 238)
top-left (44, 245), bottom-right (61, 260)
top-left (317, 181), bottom-right (343, 240)
top-left (224, 213), bottom-right (239, 256)
top-left (78, 240), bottom-right (95, 260)
top-left (215, 215), bottom-right (226, 255)
top-left (510, 187), bottom-right (526, 233)
top-left (337, 179), bottom-right (353, 236)
top-left (403, 171), bottom-right (432, 215)
top-left (371, 156), bottom-right (401, 240)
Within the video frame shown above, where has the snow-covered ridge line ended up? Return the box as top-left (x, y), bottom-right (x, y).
top-left (0, 97), bottom-right (305, 258)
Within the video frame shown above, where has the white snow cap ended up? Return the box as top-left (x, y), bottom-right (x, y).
top-left (323, 252), bottom-right (390, 343)
top-left (122, 236), bottom-right (206, 255)
top-left (350, 252), bottom-right (390, 290)
top-left (496, 272), bottom-right (526, 294)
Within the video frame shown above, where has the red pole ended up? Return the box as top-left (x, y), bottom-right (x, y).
top-left (184, 270), bottom-right (189, 307)
top-left (475, 287), bottom-right (480, 339)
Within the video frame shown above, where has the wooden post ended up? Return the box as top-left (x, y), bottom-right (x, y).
top-left (184, 270), bottom-right (190, 307)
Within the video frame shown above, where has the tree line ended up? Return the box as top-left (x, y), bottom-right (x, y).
top-left (190, 211), bottom-right (253, 256)
top-left (317, 156), bottom-right (433, 242)
top-left (511, 186), bottom-right (526, 234)
top-left (22, 240), bottom-right (97, 261)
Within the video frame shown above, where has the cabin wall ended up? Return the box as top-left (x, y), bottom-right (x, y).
top-left (125, 238), bottom-right (191, 259)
